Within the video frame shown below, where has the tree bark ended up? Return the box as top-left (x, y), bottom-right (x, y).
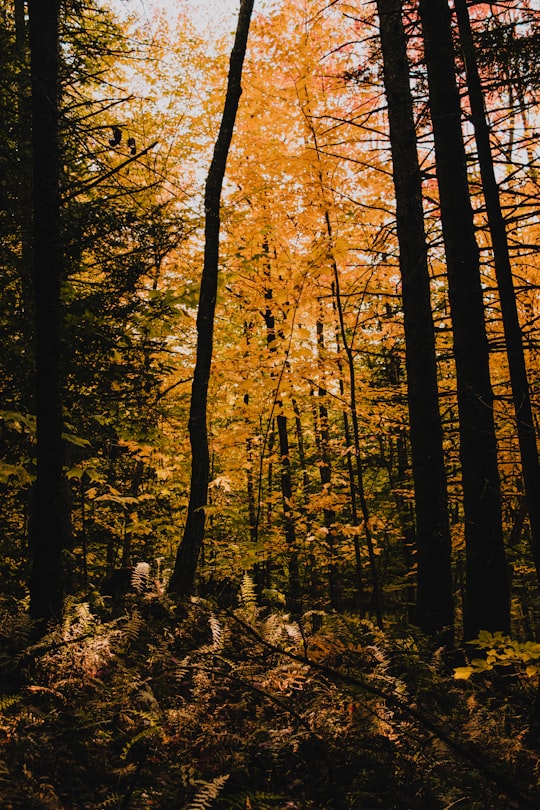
top-left (27, 0), bottom-right (67, 630)
top-left (262, 286), bottom-right (302, 617)
top-left (419, 0), bottom-right (510, 640)
top-left (169, 0), bottom-right (255, 595)
top-left (276, 411), bottom-right (302, 617)
top-left (454, 0), bottom-right (540, 583)
top-left (376, 0), bottom-right (454, 641)
top-left (315, 317), bottom-right (339, 610)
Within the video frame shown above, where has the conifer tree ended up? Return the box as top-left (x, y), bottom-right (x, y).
top-left (419, 0), bottom-right (510, 640)
top-left (27, 0), bottom-right (67, 628)
top-left (376, 0), bottom-right (454, 641)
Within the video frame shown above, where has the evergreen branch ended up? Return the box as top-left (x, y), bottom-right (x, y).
top-left (64, 141), bottom-right (159, 201)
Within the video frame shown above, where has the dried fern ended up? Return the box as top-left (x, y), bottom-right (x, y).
top-left (238, 573), bottom-right (258, 620)
top-left (209, 613), bottom-right (224, 650)
top-left (131, 562), bottom-right (151, 594)
top-left (185, 773), bottom-right (230, 810)
top-left (174, 655), bottom-right (192, 682)
top-left (122, 608), bottom-right (144, 643)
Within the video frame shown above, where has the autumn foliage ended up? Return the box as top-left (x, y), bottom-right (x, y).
top-left (1, 0), bottom-right (540, 806)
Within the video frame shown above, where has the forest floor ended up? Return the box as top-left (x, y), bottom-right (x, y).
top-left (0, 586), bottom-right (539, 809)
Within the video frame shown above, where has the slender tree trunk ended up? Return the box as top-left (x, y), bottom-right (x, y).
top-left (297, 86), bottom-right (382, 625)
top-left (454, 0), bottom-right (540, 583)
top-left (15, 0), bottom-right (33, 367)
top-left (376, 0), bottom-right (454, 641)
top-left (294, 399), bottom-right (319, 603)
top-left (27, 0), bottom-right (67, 629)
top-left (315, 317), bottom-right (339, 609)
top-left (169, 0), bottom-right (254, 596)
top-left (245, 432), bottom-right (258, 544)
top-left (276, 411), bottom-right (302, 616)
top-left (419, 0), bottom-right (510, 640)
top-left (262, 288), bottom-right (302, 616)
top-left (333, 319), bottom-right (365, 610)
top-left (332, 275), bottom-right (384, 629)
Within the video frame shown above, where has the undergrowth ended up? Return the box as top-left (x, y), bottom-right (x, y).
top-left (0, 584), bottom-right (539, 809)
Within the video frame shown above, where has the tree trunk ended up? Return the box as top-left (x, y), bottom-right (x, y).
top-left (419, 0), bottom-right (510, 641)
top-left (276, 411), bottom-right (302, 617)
top-left (376, 0), bottom-right (454, 641)
top-left (169, 0), bottom-right (254, 596)
top-left (454, 0), bottom-right (540, 584)
top-left (27, 0), bottom-right (67, 630)
top-left (262, 288), bottom-right (302, 617)
top-left (315, 317), bottom-right (339, 609)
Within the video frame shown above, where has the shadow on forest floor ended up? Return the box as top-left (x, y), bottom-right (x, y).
top-left (0, 587), bottom-right (539, 809)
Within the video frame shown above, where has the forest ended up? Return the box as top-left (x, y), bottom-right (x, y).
top-left (1, 0), bottom-right (540, 806)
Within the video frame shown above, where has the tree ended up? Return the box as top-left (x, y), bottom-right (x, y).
top-left (418, 0), bottom-right (510, 640)
top-left (169, 0), bottom-right (255, 596)
top-left (454, 0), bottom-right (540, 584)
top-left (376, 0), bottom-right (454, 640)
top-left (27, 0), bottom-right (68, 629)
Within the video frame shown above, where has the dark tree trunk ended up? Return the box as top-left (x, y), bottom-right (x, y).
top-left (376, 0), bottom-right (454, 641)
top-left (169, 0), bottom-right (254, 596)
top-left (276, 411), bottom-right (302, 617)
top-left (27, 0), bottom-right (67, 630)
top-left (315, 318), bottom-right (339, 609)
top-left (333, 323), bottom-right (364, 610)
top-left (454, 0), bottom-right (540, 583)
top-left (419, 0), bottom-right (510, 640)
top-left (262, 288), bottom-right (302, 617)
top-left (15, 0), bottom-right (33, 367)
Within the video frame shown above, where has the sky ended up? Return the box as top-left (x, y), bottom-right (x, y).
top-left (107, 0), bottom-right (278, 35)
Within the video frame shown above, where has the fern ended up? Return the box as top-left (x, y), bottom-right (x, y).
top-left (185, 774), bottom-right (230, 810)
top-left (220, 791), bottom-right (284, 809)
top-left (238, 573), bottom-right (258, 619)
top-left (0, 694), bottom-right (21, 713)
top-left (0, 758), bottom-right (10, 782)
top-left (95, 793), bottom-right (122, 809)
top-left (284, 622), bottom-right (302, 644)
top-left (131, 562), bottom-right (151, 593)
top-left (174, 655), bottom-right (192, 682)
top-left (123, 608), bottom-right (144, 643)
top-left (209, 613), bottom-right (224, 650)
top-left (120, 724), bottom-right (161, 761)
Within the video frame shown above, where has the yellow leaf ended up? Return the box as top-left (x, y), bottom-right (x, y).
top-left (453, 667), bottom-right (473, 680)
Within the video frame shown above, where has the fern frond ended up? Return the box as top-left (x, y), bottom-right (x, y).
top-left (123, 608), bottom-right (143, 642)
top-left (238, 573), bottom-right (258, 619)
top-left (95, 792), bottom-right (122, 809)
top-left (185, 774), bottom-right (230, 810)
top-left (262, 613), bottom-right (285, 645)
top-left (0, 758), bottom-right (11, 783)
top-left (284, 623), bottom-right (302, 644)
top-left (131, 562), bottom-right (150, 593)
top-left (120, 725), bottom-right (160, 761)
top-left (174, 655), bottom-right (191, 682)
top-left (221, 790), bottom-right (284, 809)
top-left (209, 613), bottom-right (223, 650)
top-left (0, 694), bottom-right (21, 713)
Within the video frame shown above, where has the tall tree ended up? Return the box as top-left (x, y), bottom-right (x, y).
top-left (27, 0), bottom-right (67, 628)
top-left (454, 0), bottom-right (540, 583)
top-left (376, 0), bottom-right (454, 641)
top-left (169, 0), bottom-right (255, 596)
top-left (418, 0), bottom-right (510, 640)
